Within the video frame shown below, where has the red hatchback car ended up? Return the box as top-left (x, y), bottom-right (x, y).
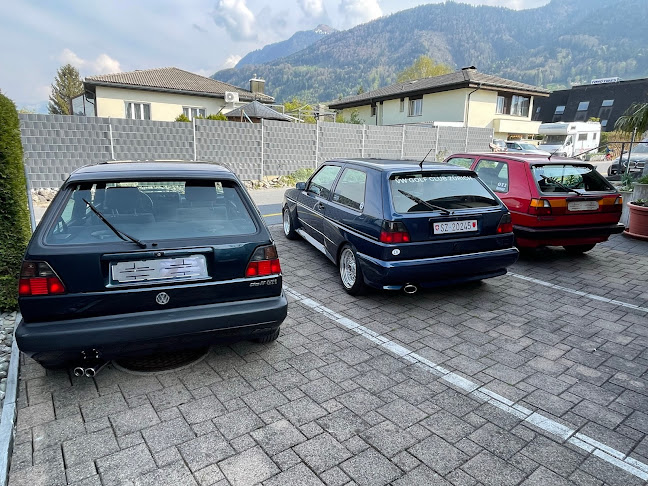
top-left (443, 153), bottom-right (624, 253)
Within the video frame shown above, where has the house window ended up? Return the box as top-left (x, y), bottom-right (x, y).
top-left (125, 102), bottom-right (151, 120)
top-left (575, 101), bottom-right (590, 121)
top-left (400, 99), bottom-right (404, 112)
top-left (598, 100), bottom-right (614, 128)
top-left (555, 105), bottom-right (565, 115)
top-left (496, 94), bottom-right (529, 117)
top-left (183, 107), bottom-right (206, 120)
top-left (601, 119), bottom-right (608, 127)
top-left (409, 97), bottom-right (422, 116)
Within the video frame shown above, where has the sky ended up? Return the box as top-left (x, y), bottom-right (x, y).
top-left (0, 0), bottom-right (549, 112)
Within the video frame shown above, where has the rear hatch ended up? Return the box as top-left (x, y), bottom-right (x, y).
top-left (380, 170), bottom-right (513, 260)
top-left (20, 178), bottom-right (282, 323)
top-left (527, 163), bottom-right (622, 226)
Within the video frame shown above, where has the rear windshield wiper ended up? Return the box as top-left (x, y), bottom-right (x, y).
top-left (83, 198), bottom-right (148, 248)
top-left (398, 189), bottom-right (452, 214)
top-left (539, 176), bottom-right (582, 196)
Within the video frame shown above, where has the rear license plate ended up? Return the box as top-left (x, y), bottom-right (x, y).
top-left (110, 255), bottom-right (208, 284)
top-left (568, 200), bottom-right (599, 211)
top-left (432, 220), bottom-right (478, 234)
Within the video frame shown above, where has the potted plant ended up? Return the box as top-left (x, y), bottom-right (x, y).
top-left (625, 177), bottom-right (648, 240)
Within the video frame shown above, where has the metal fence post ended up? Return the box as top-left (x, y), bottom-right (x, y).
top-left (434, 127), bottom-right (440, 160)
top-left (315, 120), bottom-right (319, 169)
top-left (108, 122), bottom-right (115, 160)
top-left (362, 125), bottom-right (366, 158)
top-left (260, 119), bottom-right (265, 181)
top-left (193, 118), bottom-right (197, 161)
top-left (401, 125), bottom-right (406, 160)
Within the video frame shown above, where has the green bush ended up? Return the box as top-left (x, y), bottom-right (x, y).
top-left (206, 113), bottom-right (227, 121)
top-left (175, 113), bottom-right (191, 122)
top-left (0, 94), bottom-right (31, 310)
top-left (637, 175), bottom-right (648, 185)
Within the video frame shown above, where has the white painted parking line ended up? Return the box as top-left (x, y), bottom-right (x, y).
top-left (284, 286), bottom-right (648, 481)
top-left (508, 272), bottom-right (648, 313)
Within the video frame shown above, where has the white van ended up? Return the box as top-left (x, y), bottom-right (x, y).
top-left (538, 122), bottom-right (601, 158)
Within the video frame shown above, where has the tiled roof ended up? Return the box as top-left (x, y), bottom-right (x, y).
top-left (225, 100), bottom-right (292, 121)
top-left (329, 68), bottom-right (549, 109)
top-left (85, 67), bottom-right (274, 102)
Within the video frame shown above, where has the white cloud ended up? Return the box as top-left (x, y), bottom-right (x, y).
top-left (212, 0), bottom-right (257, 41)
top-left (58, 49), bottom-right (121, 75)
top-left (298, 0), bottom-right (325, 17)
top-left (223, 54), bottom-right (242, 68)
top-left (338, 0), bottom-right (382, 27)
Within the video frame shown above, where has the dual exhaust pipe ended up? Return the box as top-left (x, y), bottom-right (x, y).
top-left (73, 349), bottom-right (107, 378)
top-left (73, 362), bottom-right (107, 378)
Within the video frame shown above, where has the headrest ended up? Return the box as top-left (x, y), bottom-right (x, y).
top-left (104, 187), bottom-right (142, 213)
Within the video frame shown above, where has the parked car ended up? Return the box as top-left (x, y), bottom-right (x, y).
top-left (16, 161), bottom-right (287, 371)
top-left (443, 153), bottom-right (624, 253)
top-left (282, 159), bottom-right (519, 295)
top-left (607, 139), bottom-right (648, 178)
top-left (489, 139), bottom-right (507, 152)
top-left (505, 141), bottom-right (551, 156)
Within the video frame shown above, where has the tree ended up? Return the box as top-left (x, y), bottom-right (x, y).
top-left (615, 102), bottom-right (648, 136)
top-left (396, 56), bottom-right (453, 82)
top-left (283, 97), bottom-right (316, 123)
top-left (356, 86), bottom-right (365, 95)
top-left (0, 93), bottom-right (31, 310)
top-left (48, 64), bottom-right (83, 115)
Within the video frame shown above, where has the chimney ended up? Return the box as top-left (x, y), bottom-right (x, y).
top-left (249, 77), bottom-right (265, 95)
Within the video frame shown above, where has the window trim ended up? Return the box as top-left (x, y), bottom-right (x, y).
top-left (125, 101), bottom-right (151, 120)
top-left (408, 97), bottom-right (423, 117)
top-left (182, 106), bottom-right (206, 120)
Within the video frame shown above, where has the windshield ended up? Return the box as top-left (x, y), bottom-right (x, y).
top-left (390, 172), bottom-right (499, 212)
top-left (630, 142), bottom-right (648, 154)
top-left (45, 179), bottom-right (257, 245)
top-left (540, 135), bottom-right (567, 145)
top-left (531, 165), bottom-right (615, 193)
top-left (519, 143), bottom-right (538, 150)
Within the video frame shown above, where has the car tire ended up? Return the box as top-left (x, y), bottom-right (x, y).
top-left (253, 327), bottom-right (280, 343)
top-left (338, 244), bottom-right (366, 296)
top-left (563, 244), bottom-right (596, 254)
top-left (283, 207), bottom-right (299, 240)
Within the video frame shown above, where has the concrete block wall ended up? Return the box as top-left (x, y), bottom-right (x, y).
top-left (19, 114), bottom-right (112, 188)
top-left (318, 122), bottom-right (364, 163)
top-left (263, 120), bottom-right (317, 176)
top-left (365, 125), bottom-right (403, 160)
top-left (110, 118), bottom-right (193, 161)
top-left (19, 114), bottom-right (494, 189)
top-left (195, 119), bottom-right (262, 180)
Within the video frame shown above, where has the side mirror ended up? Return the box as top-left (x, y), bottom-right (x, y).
top-left (296, 182), bottom-right (306, 191)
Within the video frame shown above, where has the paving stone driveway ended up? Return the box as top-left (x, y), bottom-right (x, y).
top-left (8, 230), bottom-right (648, 486)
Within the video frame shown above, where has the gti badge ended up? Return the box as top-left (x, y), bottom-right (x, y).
top-left (155, 292), bottom-right (170, 305)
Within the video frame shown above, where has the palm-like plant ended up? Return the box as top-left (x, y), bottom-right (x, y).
top-left (614, 102), bottom-right (648, 134)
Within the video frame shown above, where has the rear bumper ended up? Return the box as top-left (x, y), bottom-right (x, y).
top-left (357, 247), bottom-right (519, 289)
top-left (514, 223), bottom-right (624, 247)
top-left (16, 292), bottom-right (287, 366)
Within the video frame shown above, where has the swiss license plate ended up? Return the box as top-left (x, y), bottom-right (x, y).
top-left (568, 200), bottom-right (599, 212)
top-left (110, 255), bottom-right (208, 284)
top-left (433, 220), bottom-right (478, 234)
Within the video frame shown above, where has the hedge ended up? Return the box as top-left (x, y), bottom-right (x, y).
top-left (0, 93), bottom-right (31, 310)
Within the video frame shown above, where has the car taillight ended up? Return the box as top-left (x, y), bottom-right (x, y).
top-left (614, 196), bottom-right (623, 205)
top-left (18, 261), bottom-right (66, 296)
top-left (379, 221), bottom-right (411, 243)
top-left (497, 213), bottom-right (513, 234)
top-left (529, 198), bottom-right (552, 216)
top-left (246, 245), bottom-right (281, 277)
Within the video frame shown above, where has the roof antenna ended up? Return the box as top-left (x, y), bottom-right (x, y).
top-left (419, 147), bottom-right (434, 170)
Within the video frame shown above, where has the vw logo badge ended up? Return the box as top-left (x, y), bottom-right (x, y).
top-left (155, 292), bottom-right (170, 305)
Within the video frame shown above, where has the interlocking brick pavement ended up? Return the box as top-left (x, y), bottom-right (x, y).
top-left (7, 232), bottom-right (648, 485)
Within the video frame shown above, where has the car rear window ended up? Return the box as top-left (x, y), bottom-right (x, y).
top-left (531, 164), bottom-right (615, 194)
top-left (45, 179), bottom-right (258, 245)
top-left (389, 172), bottom-right (499, 213)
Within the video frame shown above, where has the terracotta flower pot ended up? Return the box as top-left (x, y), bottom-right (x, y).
top-left (625, 202), bottom-right (648, 241)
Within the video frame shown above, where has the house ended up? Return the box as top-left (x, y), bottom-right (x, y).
top-left (76, 67), bottom-right (274, 121)
top-left (328, 67), bottom-right (550, 140)
top-left (225, 100), bottom-right (293, 123)
top-left (532, 77), bottom-right (648, 131)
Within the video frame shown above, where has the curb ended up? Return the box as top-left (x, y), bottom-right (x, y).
top-left (0, 315), bottom-right (21, 486)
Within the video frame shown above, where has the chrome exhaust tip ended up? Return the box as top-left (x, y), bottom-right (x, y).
top-left (73, 367), bottom-right (85, 377)
top-left (84, 368), bottom-right (96, 378)
top-left (403, 284), bottom-right (418, 294)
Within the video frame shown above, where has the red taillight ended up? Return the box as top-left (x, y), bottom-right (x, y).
top-left (529, 198), bottom-right (552, 216)
top-left (497, 213), bottom-right (513, 234)
top-left (246, 245), bottom-right (282, 277)
top-left (379, 221), bottom-right (411, 243)
top-left (18, 261), bottom-right (66, 296)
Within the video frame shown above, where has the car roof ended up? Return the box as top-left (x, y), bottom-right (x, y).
top-left (447, 153), bottom-right (591, 165)
top-left (68, 160), bottom-right (236, 182)
top-left (327, 158), bottom-right (473, 172)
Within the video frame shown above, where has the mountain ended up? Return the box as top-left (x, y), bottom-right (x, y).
top-left (212, 0), bottom-right (648, 103)
top-left (236, 24), bottom-right (336, 67)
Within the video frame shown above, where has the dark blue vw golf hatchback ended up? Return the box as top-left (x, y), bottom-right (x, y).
top-left (282, 159), bottom-right (518, 294)
top-left (17, 161), bottom-right (287, 369)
